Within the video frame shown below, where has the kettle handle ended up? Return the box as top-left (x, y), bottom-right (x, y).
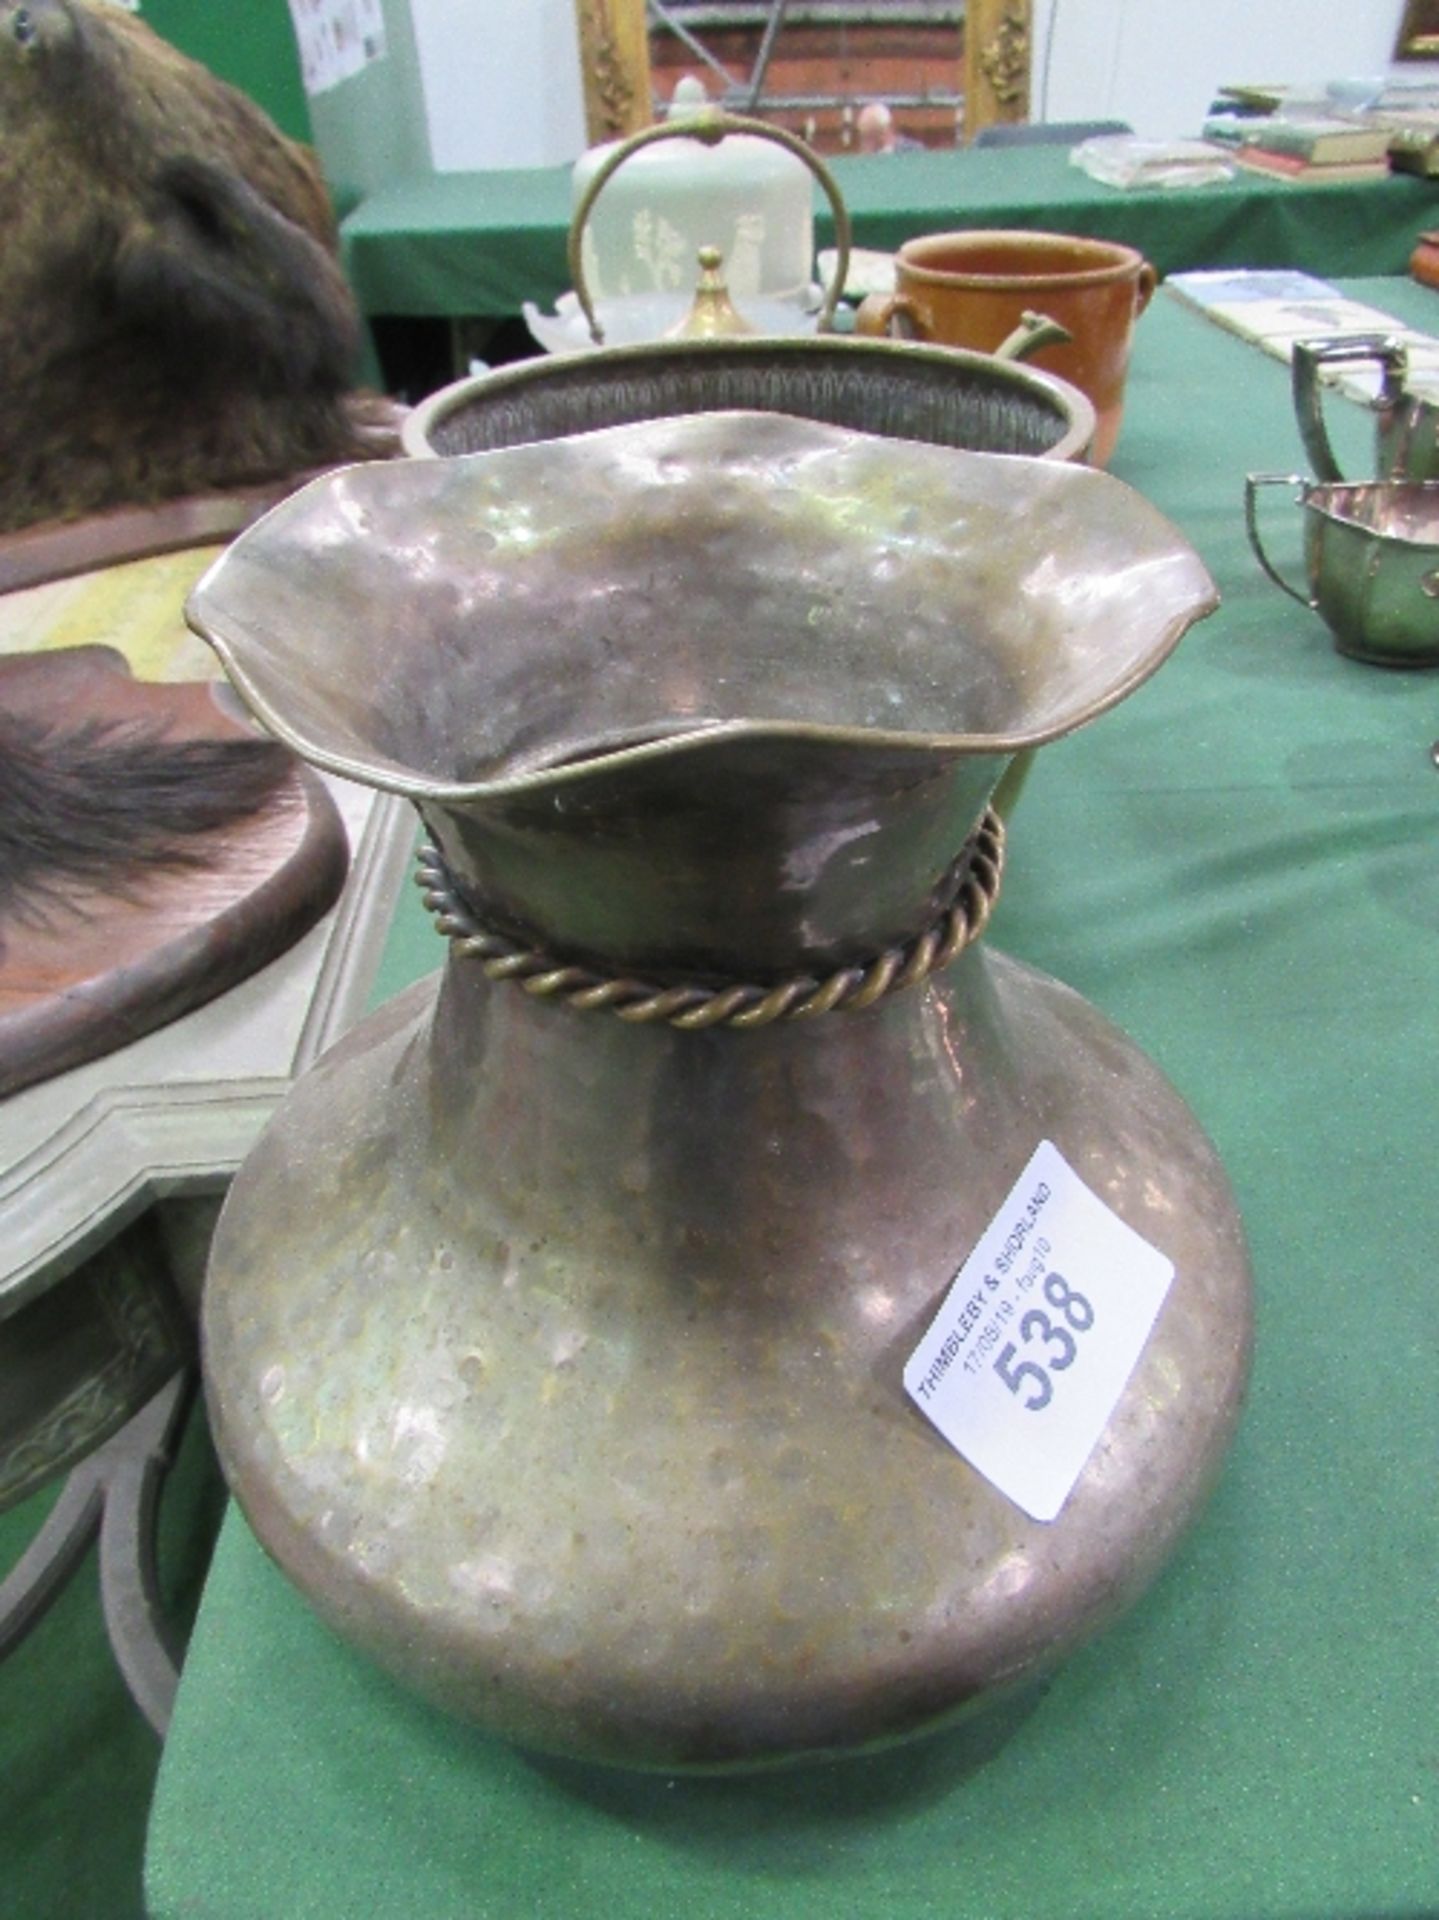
top-left (853, 299), bottom-right (1072, 362)
top-left (853, 290), bottom-right (916, 340)
top-left (568, 108), bottom-right (852, 347)
top-left (1291, 333), bottom-right (1409, 482)
top-left (995, 310), bottom-right (1072, 362)
top-left (1244, 472), bottom-right (1317, 608)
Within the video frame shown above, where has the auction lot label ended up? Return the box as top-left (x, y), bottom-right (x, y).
top-left (904, 1140), bottom-right (1174, 1522)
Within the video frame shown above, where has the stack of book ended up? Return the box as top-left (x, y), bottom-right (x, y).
top-left (1363, 109), bottom-right (1439, 178)
top-left (1202, 113), bottom-right (1393, 183)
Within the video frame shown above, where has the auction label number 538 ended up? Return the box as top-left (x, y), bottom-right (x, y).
top-left (993, 1270), bottom-right (1096, 1411)
top-left (903, 1140), bottom-right (1175, 1522)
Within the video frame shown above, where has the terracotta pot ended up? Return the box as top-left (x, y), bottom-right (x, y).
top-left (857, 229), bottom-right (1157, 466)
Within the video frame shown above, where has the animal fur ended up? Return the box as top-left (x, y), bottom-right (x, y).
top-left (0, 0), bottom-right (373, 533)
top-left (0, 711), bottom-right (292, 949)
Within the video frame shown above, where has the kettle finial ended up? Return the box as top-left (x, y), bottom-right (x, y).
top-left (666, 245), bottom-right (759, 340)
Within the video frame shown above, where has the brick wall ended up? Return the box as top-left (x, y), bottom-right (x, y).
top-left (649, 19), bottom-right (964, 150)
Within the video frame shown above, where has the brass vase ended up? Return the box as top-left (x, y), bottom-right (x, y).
top-left (188, 413), bottom-right (1252, 1771)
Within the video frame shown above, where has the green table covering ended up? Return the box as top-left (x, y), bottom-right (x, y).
top-left (339, 145), bottom-right (1439, 320)
top-left (146, 279), bottom-right (1439, 1919)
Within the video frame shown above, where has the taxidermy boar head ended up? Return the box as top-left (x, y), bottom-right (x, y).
top-left (0, 0), bottom-right (373, 533)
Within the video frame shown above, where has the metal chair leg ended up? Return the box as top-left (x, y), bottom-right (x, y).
top-left (0, 1370), bottom-right (196, 1736)
top-left (0, 1461), bottom-right (108, 1657)
top-left (98, 1372), bottom-right (194, 1736)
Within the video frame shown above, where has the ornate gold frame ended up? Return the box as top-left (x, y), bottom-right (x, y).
top-left (964, 0), bottom-right (1032, 141)
top-left (574, 0), bottom-right (654, 144)
top-left (1396, 0), bottom-right (1439, 58)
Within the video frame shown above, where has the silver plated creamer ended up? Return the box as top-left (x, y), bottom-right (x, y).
top-left (189, 413), bottom-right (1251, 1771)
top-left (1245, 471), bottom-right (1439, 666)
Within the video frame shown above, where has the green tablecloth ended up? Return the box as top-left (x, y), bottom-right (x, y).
top-left (339, 146), bottom-right (1439, 319)
top-left (146, 279), bottom-right (1439, 1919)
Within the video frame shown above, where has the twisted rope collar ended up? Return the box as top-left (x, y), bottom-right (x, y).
top-left (415, 807), bottom-right (1004, 1032)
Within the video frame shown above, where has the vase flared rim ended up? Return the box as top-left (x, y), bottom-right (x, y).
top-left (187, 411), bottom-right (1218, 803)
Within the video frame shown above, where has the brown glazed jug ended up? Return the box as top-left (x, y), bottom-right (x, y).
top-left (857, 229), bottom-right (1157, 466)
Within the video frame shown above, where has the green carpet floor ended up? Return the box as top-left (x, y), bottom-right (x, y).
top-left (0, 1395), bottom-right (226, 1920)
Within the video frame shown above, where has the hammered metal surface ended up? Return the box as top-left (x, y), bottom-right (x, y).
top-left (192, 409), bottom-right (1249, 1770)
top-left (189, 412), bottom-right (1215, 974)
top-left (206, 950), bottom-right (1251, 1770)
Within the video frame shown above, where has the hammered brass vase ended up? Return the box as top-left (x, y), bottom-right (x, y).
top-left (188, 414), bottom-right (1252, 1772)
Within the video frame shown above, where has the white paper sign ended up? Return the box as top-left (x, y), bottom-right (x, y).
top-left (904, 1140), bottom-right (1174, 1523)
top-left (288, 0), bottom-right (386, 99)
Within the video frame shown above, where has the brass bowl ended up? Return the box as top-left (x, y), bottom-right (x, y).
top-left (402, 333), bottom-right (1096, 466)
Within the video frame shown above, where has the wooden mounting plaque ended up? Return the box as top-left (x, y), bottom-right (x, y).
top-left (0, 646), bottom-right (351, 1100)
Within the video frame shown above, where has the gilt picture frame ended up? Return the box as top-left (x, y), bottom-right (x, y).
top-left (1396, 0), bottom-right (1439, 59)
